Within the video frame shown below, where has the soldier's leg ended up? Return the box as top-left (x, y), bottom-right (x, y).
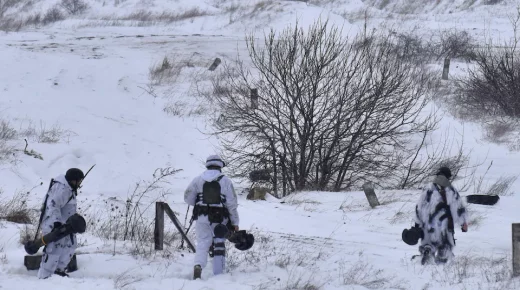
top-left (193, 217), bottom-right (213, 279)
top-left (212, 236), bottom-right (226, 275)
top-left (194, 218), bottom-right (213, 268)
top-left (37, 242), bottom-right (61, 279)
top-left (57, 234), bottom-right (76, 273)
top-left (436, 231), bottom-right (455, 264)
top-left (419, 229), bottom-right (437, 265)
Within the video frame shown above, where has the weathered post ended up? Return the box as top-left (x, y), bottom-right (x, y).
top-left (442, 57), bottom-right (450, 80)
top-left (362, 182), bottom-right (380, 208)
top-left (208, 58), bottom-right (221, 71)
top-left (251, 88), bottom-right (259, 109)
top-left (154, 202), bottom-right (164, 250)
top-left (513, 223), bottom-right (520, 276)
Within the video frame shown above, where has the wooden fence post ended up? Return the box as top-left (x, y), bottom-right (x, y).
top-left (442, 57), bottom-right (450, 80)
top-left (208, 58), bottom-right (221, 71)
top-left (513, 223), bottom-right (520, 276)
top-left (362, 182), bottom-right (380, 208)
top-left (251, 88), bottom-right (259, 109)
top-left (163, 204), bottom-right (197, 253)
top-left (154, 202), bottom-right (164, 250)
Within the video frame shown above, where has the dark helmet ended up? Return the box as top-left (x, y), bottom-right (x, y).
top-left (402, 226), bottom-right (423, 246)
top-left (436, 166), bottom-right (452, 179)
top-left (228, 230), bottom-right (254, 251)
top-left (65, 168), bottom-right (85, 182)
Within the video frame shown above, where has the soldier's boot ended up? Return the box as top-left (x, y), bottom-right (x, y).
top-left (193, 265), bottom-right (202, 280)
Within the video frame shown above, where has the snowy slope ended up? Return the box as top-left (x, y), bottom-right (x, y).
top-left (2, 0), bottom-right (520, 289)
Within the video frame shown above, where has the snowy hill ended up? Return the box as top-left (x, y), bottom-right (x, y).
top-left (2, 0), bottom-right (520, 289)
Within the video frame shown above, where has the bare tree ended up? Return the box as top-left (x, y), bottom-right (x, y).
top-left (0, 0), bottom-right (17, 19)
top-left (60, 0), bottom-right (89, 15)
top-left (455, 6), bottom-right (520, 119)
top-left (390, 125), bottom-right (479, 190)
top-left (430, 29), bottom-right (476, 62)
top-left (210, 18), bottom-right (437, 196)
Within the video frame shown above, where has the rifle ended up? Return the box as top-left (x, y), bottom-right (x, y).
top-left (180, 206), bottom-right (195, 249)
top-left (78, 164), bottom-right (96, 189)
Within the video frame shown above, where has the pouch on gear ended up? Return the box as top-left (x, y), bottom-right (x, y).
top-left (202, 176), bottom-right (224, 205)
top-left (208, 207), bottom-right (226, 223)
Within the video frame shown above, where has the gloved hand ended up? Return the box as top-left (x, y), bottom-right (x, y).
top-left (461, 223), bottom-right (468, 232)
top-left (52, 222), bottom-right (63, 231)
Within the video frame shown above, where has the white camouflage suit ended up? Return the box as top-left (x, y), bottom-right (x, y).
top-left (37, 174), bottom-right (78, 279)
top-left (184, 158), bottom-right (239, 276)
top-left (415, 174), bottom-right (468, 263)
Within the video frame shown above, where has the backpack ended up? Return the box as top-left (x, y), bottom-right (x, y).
top-left (202, 175), bottom-right (224, 205)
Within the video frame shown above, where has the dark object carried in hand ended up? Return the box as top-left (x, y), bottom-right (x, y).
top-left (402, 224), bottom-right (424, 246)
top-left (213, 222), bottom-right (255, 251)
top-left (24, 214), bottom-right (87, 255)
top-left (228, 230), bottom-right (255, 251)
top-left (465, 194), bottom-right (500, 205)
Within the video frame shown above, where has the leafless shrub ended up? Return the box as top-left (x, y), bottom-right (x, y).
top-left (24, 13), bottom-right (41, 27)
top-left (37, 125), bottom-right (65, 143)
top-left (283, 195), bottom-right (321, 207)
top-left (483, 119), bottom-right (517, 143)
top-left (42, 6), bottom-right (65, 25)
top-left (0, 17), bottom-right (20, 31)
top-left (483, 175), bottom-right (518, 196)
top-left (0, 0), bottom-right (18, 18)
top-left (87, 167), bottom-right (182, 257)
top-left (0, 5), bottom-right (61, 31)
top-left (0, 247), bottom-right (7, 264)
top-left (0, 120), bottom-right (17, 162)
top-left (275, 255), bottom-right (291, 269)
top-left (60, 0), bottom-right (89, 15)
top-left (388, 210), bottom-right (408, 224)
top-left (211, 18), bottom-right (436, 196)
top-left (120, 8), bottom-right (208, 23)
top-left (466, 209), bottom-right (486, 229)
top-left (163, 101), bottom-right (185, 116)
top-left (20, 121), bottom-right (69, 144)
top-left (284, 269), bottom-right (324, 290)
top-left (388, 28), bottom-right (432, 65)
top-left (484, 0), bottom-right (504, 5)
top-left (454, 7), bottom-right (520, 120)
top-left (430, 29), bottom-right (477, 62)
top-left (340, 258), bottom-right (397, 289)
top-left (0, 190), bottom-right (38, 225)
top-left (431, 255), bottom-right (516, 288)
top-left (114, 268), bottom-right (145, 289)
top-left (226, 230), bottom-right (326, 274)
top-left (378, 191), bottom-right (401, 205)
top-left (149, 56), bottom-right (184, 85)
top-left (0, 120), bottom-right (17, 140)
top-left (0, 141), bottom-right (16, 162)
top-left (389, 126), bottom-right (480, 190)
top-left (463, 159), bottom-right (517, 195)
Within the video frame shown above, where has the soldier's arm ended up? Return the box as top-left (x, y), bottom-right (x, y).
top-left (222, 178), bottom-right (239, 227)
top-left (183, 177), bottom-right (199, 206)
top-left (453, 189), bottom-right (468, 226)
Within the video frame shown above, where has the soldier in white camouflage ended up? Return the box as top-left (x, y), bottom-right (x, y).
top-left (184, 155), bottom-right (240, 280)
top-left (37, 168), bottom-right (84, 279)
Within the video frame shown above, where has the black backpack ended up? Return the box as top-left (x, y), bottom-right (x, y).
top-left (202, 175), bottom-right (224, 205)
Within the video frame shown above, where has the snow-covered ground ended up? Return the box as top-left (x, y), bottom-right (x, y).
top-left (2, 0), bottom-right (520, 289)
